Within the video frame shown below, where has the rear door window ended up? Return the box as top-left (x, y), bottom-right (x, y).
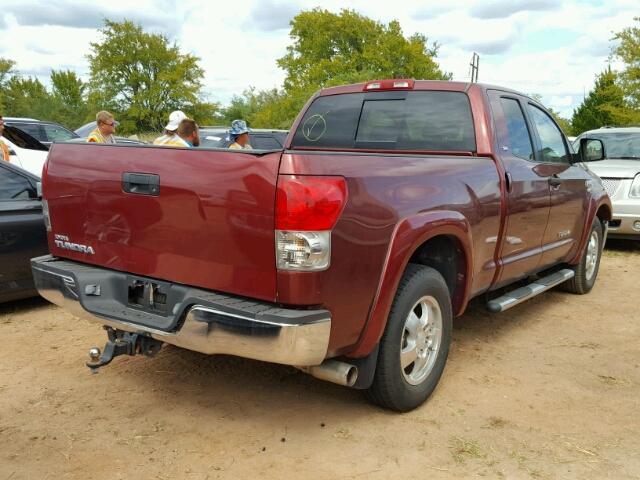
top-left (493, 97), bottom-right (534, 161)
top-left (292, 91), bottom-right (476, 152)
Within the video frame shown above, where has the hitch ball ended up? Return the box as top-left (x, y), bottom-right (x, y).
top-left (89, 347), bottom-right (101, 361)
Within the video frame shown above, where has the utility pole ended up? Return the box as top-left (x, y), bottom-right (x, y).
top-left (469, 52), bottom-right (480, 83)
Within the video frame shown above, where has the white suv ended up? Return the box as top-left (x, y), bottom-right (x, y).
top-left (574, 127), bottom-right (640, 239)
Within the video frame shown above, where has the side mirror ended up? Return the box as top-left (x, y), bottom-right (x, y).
top-left (577, 138), bottom-right (605, 162)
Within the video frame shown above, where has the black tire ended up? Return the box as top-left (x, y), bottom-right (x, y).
top-left (364, 264), bottom-right (452, 412)
top-left (563, 217), bottom-right (603, 294)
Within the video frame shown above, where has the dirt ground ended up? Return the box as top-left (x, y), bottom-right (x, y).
top-left (1, 241), bottom-right (639, 480)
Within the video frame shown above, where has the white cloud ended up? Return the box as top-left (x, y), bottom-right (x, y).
top-left (469, 0), bottom-right (559, 19)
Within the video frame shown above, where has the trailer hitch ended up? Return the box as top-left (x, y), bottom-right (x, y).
top-left (86, 327), bottom-right (163, 372)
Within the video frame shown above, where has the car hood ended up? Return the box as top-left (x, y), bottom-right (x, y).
top-left (585, 158), bottom-right (640, 179)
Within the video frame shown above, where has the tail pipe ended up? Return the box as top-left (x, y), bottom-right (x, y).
top-left (299, 359), bottom-right (358, 387)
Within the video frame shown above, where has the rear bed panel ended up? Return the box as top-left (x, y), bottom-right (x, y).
top-left (44, 143), bottom-right (281, 301)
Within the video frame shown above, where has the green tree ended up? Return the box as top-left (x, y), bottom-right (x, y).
top-left (87, 19), bottom-right (213, 133)
top-left (279, 8), bottom-right (449, 91)
top-left (245, 8), bottom-right (451, 129)
top-left (0, 58), bottom-right (17, 112)
top-left (612, 17), bottom-right (640, 124)
top-left (51, 70), bottom-right (85, 109)
top-left (220, 87), bottom-right (290, 128)
top-left (613, 17), bottom-right (640, 108)
top-left (3, 76), bottom-right (53, 120)
top-left (571, 68), bottom-right (629, 134)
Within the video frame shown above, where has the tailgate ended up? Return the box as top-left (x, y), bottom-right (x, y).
top-left (44, 143), bottom-right (281, 301)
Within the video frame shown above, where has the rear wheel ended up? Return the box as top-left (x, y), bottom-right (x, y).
top-left (364, 264), bottom-right (452, 412)
top-left (563, 217), bottom-right (603, 294)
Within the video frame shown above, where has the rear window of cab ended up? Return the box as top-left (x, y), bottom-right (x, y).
top-left (291, 90), bottom-right (476, 152)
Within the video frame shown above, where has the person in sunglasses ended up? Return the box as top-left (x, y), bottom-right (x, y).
top-left (87, 111), bottom-right (117, 143)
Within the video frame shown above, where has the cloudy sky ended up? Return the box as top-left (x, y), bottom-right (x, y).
top-left (0, 0), bottom-right (636, 118)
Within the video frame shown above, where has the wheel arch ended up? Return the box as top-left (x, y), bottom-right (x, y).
top-left (347, 211), bottom-right (473, 358)
top-left (569, 197), bottom-right (612, 265)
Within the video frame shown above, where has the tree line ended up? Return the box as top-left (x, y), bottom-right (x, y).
top-left (571, 18), bottom-right (640, 134)
top-left (0, 10), bottom-right (637, 136)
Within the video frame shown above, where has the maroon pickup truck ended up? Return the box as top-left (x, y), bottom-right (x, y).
top-left (32, 80), bottom-right (611, 411)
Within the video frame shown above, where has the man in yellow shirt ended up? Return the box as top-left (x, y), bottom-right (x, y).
top-left (87, 111), bottom-right (117, 143)
top-left (227, 119), bottom-right (253, 150)
top-left (0, 116), bottom-right (10, 161)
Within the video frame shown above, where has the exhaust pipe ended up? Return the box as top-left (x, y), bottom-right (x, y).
top-left (300, 359), bottom-right (358, 387)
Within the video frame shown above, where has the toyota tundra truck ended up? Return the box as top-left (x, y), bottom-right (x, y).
top-left (31, 80), bottom-right (611, 411)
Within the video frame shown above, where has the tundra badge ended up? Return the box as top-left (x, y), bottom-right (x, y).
top-left (54, 234), bottom-right (95, 255)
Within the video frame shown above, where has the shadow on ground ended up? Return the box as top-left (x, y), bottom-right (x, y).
top-left (0, 296), bottom-right (49, 317)
top-left (605, 238), bottom-right (640, 253)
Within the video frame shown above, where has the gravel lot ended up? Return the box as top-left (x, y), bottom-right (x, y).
top-left (1, 240), bottom-right (639, 480)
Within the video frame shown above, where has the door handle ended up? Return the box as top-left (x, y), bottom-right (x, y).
top-left (505, 172), bottom-right (513, 193)
top-left (548, 175), bottom-right (562, 189)
top-left (122, 173), bottom-right (160, 196)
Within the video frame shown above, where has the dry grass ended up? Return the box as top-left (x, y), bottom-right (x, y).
top-left (450, 436), bottom-right (487, 464)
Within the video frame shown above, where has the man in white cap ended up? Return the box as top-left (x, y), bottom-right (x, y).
top-left (153, 110), bottom-right (188, 146)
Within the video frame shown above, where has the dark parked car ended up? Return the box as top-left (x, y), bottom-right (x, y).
top-left (0, 161), bottom-right (48, 303)
top-left (199, 127), bottom-right (288, 149)
top-left (4, 117), bottom-right (79, 146)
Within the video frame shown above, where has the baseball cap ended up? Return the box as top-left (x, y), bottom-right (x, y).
top-left (164, 110), bottom-right (188, 131)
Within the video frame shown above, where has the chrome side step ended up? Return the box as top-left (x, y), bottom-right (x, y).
top-left (487, 268), bottom-right (575, 313)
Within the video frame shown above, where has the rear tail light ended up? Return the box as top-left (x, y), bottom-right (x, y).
top-left (275, 176), bottom-right (347, 271)
top-left (42, 199), bottom-right (51, 232)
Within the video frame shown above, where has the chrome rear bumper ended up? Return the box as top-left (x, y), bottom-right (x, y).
top-left (31, 255), bottom-right (331, 366)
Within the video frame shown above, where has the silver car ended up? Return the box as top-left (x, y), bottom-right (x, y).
top-left (574, 127), bottom-right (640, 239)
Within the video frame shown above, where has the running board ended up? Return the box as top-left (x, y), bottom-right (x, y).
top-left (487, 269), bottom-right (575, 313)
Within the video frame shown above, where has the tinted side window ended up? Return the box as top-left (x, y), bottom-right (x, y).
top-left (0, 167), bottom-right (37, 200)
top-left (14, 123), bottom-right (43, 141)
top-left (292, 91), bottom-right (476, 151)
top-left (527, 104), bottom-right (569, 163)
top-left (495, 98), bottom-right (534, 161)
